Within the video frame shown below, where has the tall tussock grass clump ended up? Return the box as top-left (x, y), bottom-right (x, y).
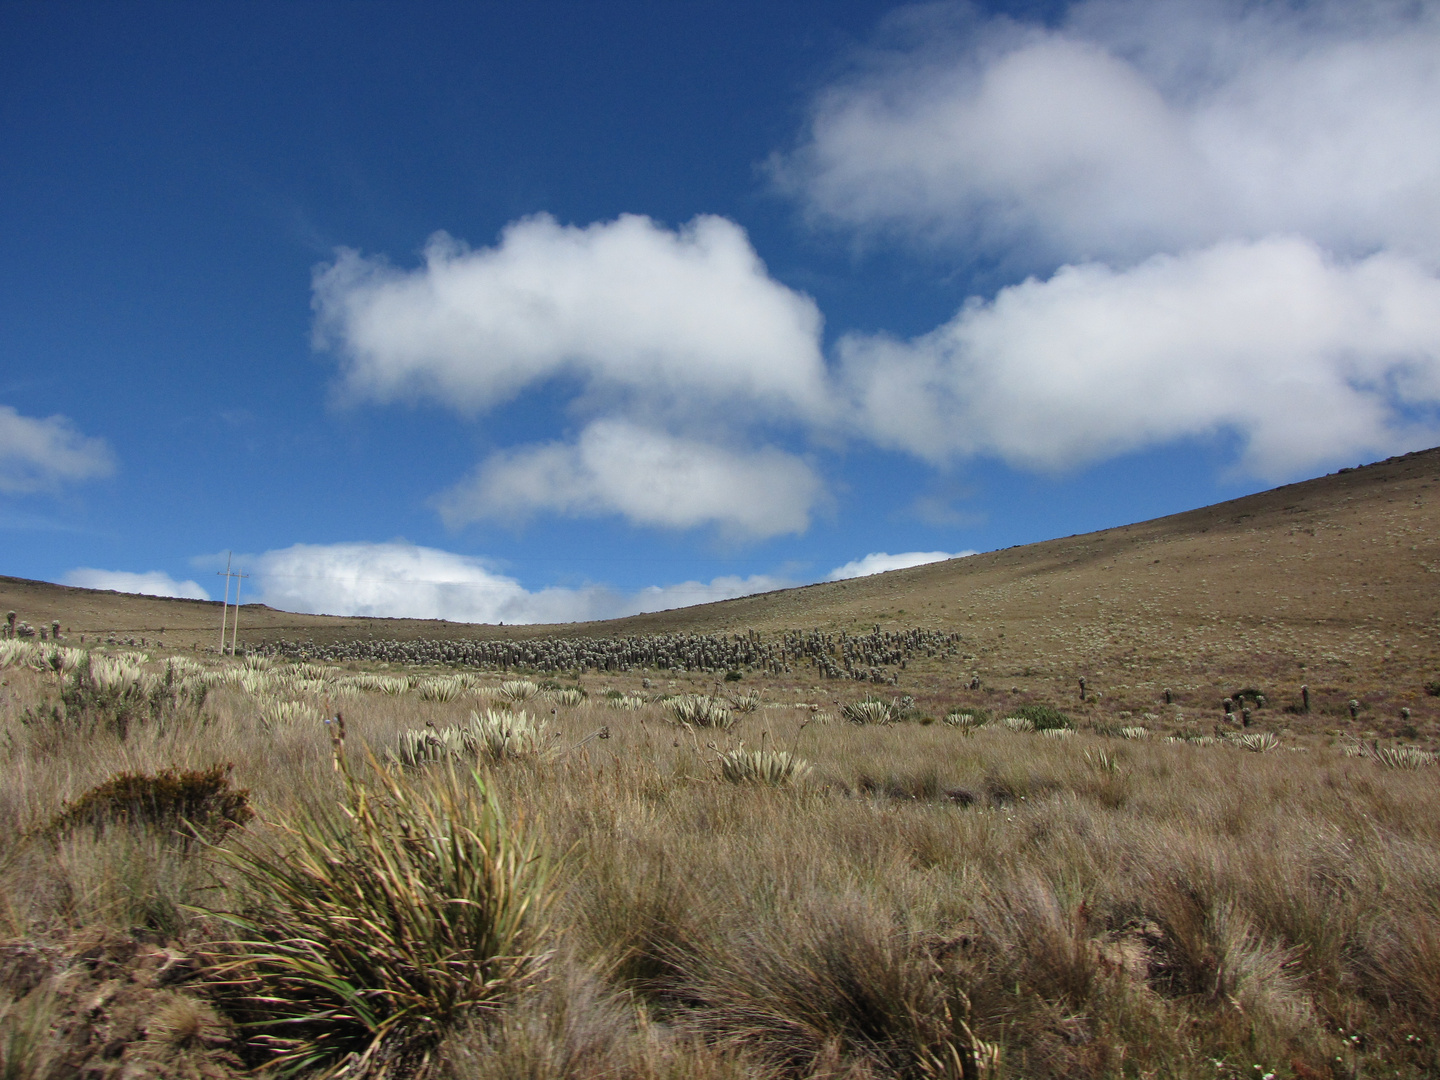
top-left (1008, 703), bottom-right (1072, 731)
top-left (667, 898), bottom-right (991, 1079)
top-left (0, 983), bottom-right (64, 1079)
top-left (204, 752), bottom-right (555, 1079)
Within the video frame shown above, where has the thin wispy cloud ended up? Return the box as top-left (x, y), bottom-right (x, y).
top-left (826, 550), bottom-right (973, 581)
top-left (0, 405), bottom-right (115, 495)
top-left (239, 541), bottom-right (791, 624)
top-left (63, 568), bottom-right (209, 600)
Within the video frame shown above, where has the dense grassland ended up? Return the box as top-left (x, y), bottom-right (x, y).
top-left (2, 642), bottom-right (1439, 1080)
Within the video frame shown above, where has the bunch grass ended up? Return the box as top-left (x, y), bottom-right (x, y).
top-left (203, 750), bottom-right (554, 1078)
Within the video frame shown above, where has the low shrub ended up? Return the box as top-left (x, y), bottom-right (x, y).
top-left (1010, 703), bottom-right (1073, 730)
top-left (1230, 687), bottom-right (1267, 707)
top-left (43, 653), bottom-right (209, 740)
top-left (49, 764), bottom-right (253, 844)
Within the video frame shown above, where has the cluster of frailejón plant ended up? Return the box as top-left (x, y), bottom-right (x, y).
top-left (389, 710), bottom-right (552, 768)
top-left (716, 745), bottom-right (813, 785)
top-left (259, 626), bottom-right (963, 682)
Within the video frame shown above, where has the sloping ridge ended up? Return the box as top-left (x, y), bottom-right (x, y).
top-left (3, 449), bottom-right (1439, 678)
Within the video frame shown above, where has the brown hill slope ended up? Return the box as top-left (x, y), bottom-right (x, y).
top-left (4, 447), bottom-right (1439, 721)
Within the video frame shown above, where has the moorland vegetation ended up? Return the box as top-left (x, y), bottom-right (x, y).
top-left (3, 450), bottom-right (1440, 1078)
top-left (1, 637), bottom-right (1438, 1080)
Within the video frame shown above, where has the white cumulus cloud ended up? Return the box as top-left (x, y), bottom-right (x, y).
top-left (314, 212), bottom-right (830, 420)
top-left (827, 550), bottom-right (972, 581)
top-left (437, 419), bottom-right (823, 539)
top-left (772, 1), bottom-right (1440, 481)
top-left (781, 0), bottom-right (1440, 265)
top-left (0, 405), bottom-right (115, 495)
top-left (64, 569), bottom-right (210, 600)
top-left (312, 213), bottom-right (832, 539)
top-left (839, 237), bottom-right (1440, 478)
top-left (307, 1), bottom-right (1440, 515)
top-left (246, 541), bottom-right (789, 624)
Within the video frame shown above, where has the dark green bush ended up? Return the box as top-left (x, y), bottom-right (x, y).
top-left (1011, 703), bottom-right (1073, 730)
top-left (49, 763), bottom-right (253, 844)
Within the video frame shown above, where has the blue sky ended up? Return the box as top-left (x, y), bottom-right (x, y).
top-left (3, 0), bottom-right (1439, 622)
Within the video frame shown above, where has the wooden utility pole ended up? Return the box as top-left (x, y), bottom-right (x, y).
top-left (230, 567), bottom-right (249, 656)
top-left (217, 553), bottom-right (232, 653)
top-left (216, 554), bottom-right (249, 655)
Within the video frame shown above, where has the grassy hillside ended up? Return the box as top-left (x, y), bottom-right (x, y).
top-left (2, 450), bottom-right (1439, 1079)
top-left (6, 445), bottom-right (1439, 735)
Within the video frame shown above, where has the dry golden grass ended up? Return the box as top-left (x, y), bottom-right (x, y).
top-left (4, 452), bottom-right (1440, 1075)
top-left (5, 446), bottom-right (1440, 751)
top-left (2, 649), bottom-right (1439, 1078)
